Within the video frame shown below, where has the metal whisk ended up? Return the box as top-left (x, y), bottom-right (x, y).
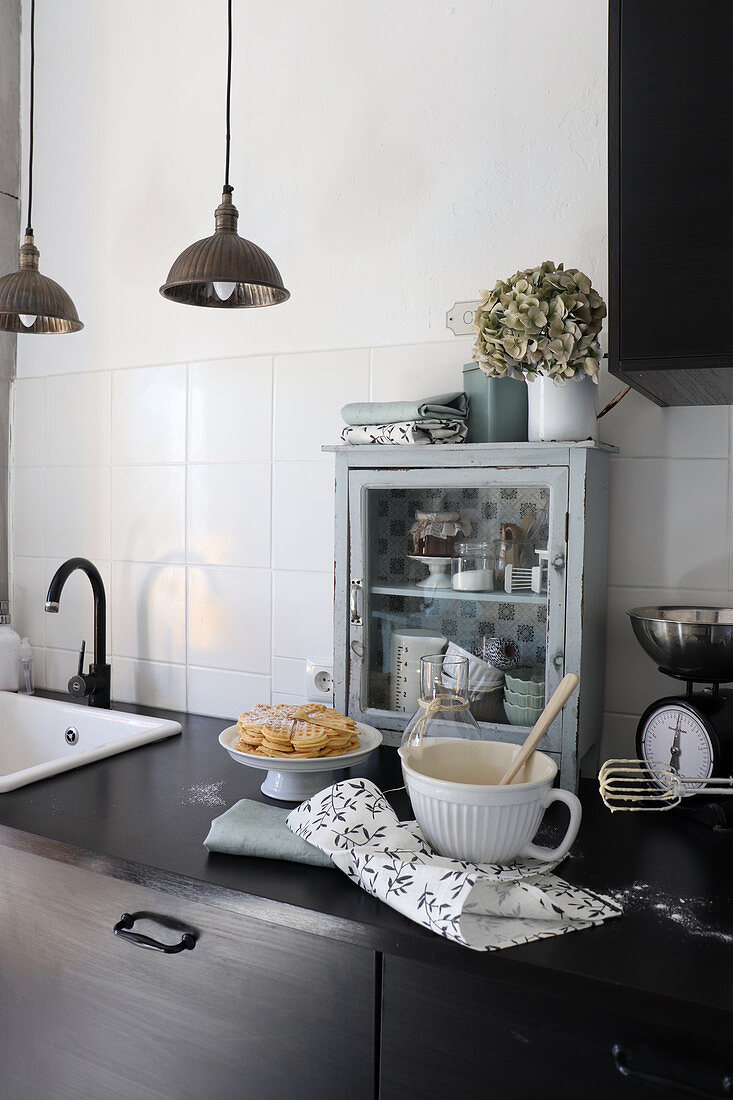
top-left (599, 758), bottom-right (733, 812)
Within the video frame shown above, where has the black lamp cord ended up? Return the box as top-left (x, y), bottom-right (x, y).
top-left (223, 0), bottom-right (232, 194)
top-left (26, 0), bottom-right (35, 235)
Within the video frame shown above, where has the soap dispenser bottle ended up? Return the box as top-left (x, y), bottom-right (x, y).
top-left (18, 637), bottom-right (34, 694)
top-left (0, 602), bottom-right (20, 691)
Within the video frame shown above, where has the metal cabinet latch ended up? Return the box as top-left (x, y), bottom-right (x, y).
top-left (552, 552), bottom-right (565, 569)
top-left (350, 579), bottom-right (363, 626)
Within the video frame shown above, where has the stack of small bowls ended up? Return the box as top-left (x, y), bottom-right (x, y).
top-left (503, 669), bottom-right (545, 726)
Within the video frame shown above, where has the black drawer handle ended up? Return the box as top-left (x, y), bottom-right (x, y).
top-left (612, 1043), bottom-right (733, 1098)
top-left (113, 912), bottom-right (196, 954)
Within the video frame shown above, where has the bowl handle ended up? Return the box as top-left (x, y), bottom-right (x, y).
top-left (520, 788), bottom-right (582, 862)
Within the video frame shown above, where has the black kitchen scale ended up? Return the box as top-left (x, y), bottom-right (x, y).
top-left (629, 607), bottom-right (733, 828)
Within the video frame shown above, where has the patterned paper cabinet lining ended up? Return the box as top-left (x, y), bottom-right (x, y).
top-left (366, 485), bottom-right (551, 714)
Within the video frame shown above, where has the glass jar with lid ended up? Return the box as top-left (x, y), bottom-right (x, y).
top-left (408, 511), bottom-right (470, 558)
top-left (451, 541), bottom-right (494, 591)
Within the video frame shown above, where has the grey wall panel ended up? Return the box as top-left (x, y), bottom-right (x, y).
top-left (0, 0), bottom-right (20, 198)
top-left (0, 0), bottom-right (20, 602)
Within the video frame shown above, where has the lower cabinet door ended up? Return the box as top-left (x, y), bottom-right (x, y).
top-left (0, 844), bottom-right (375, 1100)
top-left (380, 956), bottom-right (732, 1099)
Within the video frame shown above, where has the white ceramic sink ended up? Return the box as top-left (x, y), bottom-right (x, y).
top-left (0, 692), bottom-right (181, 792)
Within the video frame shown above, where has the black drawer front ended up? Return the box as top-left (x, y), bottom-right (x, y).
top-left (0, 845), bottom-right (375, 1100)
top-left (380, 956), bottom-right (732, 1099)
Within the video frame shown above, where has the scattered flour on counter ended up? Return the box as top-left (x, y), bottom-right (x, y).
top-left (609, 881), bottom-right (733, 943)
top-left (183, 781), bottom-right (226, 807)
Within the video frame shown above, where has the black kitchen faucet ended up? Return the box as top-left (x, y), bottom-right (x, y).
top-left (45, 557), bottom-right (111, 708)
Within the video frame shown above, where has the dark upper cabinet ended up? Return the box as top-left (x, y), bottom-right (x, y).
top-left (609, 0), bottom-right (733, 406)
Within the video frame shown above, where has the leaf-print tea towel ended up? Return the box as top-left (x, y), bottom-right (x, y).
top-left (287, 779), bottom-right (622, 952)
top-left (340, 418), bottom-right (468, 445)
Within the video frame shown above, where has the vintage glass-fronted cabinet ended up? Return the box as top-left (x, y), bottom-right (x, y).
top-left (327, 442), bottom-right (612, 791)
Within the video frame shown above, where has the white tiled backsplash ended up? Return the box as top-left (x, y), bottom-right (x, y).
top-left (11, 341), bottom-right (468, 721)
top-left (10, 341), bottom-right (732, 759)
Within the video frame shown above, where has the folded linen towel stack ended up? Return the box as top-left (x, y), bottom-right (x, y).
top-left (341, 392), bottom-right (469, 445)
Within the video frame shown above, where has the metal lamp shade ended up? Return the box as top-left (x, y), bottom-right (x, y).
top-left (0, 235), bottom-right (83, 333)
top-left (160, 191), bottom-right (289, 308)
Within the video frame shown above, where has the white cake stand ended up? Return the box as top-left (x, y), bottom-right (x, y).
top-left (219, 722), bottom-right (383, 801)
top-left (407, 555), bottom-right (453, 588)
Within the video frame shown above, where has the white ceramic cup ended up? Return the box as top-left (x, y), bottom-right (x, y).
top-left (399, 739), bottom-right (581, 864)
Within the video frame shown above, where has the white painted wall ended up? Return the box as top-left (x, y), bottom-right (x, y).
top-left (11, 0), bottom-right (727, 759)
top-left (15, 0), bottom-right (608, 377)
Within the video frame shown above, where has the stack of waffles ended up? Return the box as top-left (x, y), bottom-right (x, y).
top-left (235, 703), bottom-right (360, 759)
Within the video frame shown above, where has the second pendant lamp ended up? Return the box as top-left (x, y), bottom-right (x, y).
top-left (0, 0), bottom-right (83, 334)
top-left (160, 0), bottom-right (289, 309)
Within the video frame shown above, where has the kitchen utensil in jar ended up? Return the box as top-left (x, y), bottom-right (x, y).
top-left (494, 525), bottom-right (535, 587)
top-left (499, 673), bottom-right (580, 784)
top-left (598, 758), bottom-right (733, 812)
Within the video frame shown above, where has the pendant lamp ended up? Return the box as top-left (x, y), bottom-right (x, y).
top-left (160, 0), bottom-right (289, 309)
top-left (0, 0), bottom-right (83, 334)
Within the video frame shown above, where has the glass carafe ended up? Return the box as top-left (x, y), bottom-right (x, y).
top-left (401, 654), bottom-right (482, 754)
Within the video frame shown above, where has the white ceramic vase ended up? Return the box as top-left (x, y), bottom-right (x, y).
top-left (526, 374), bottom-right (598, 443)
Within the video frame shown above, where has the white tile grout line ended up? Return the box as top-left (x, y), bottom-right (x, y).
top-left (269, 355), bottom-right (276, 704)
top-left (13, 339), bottom-right (472, 383)
top-left (184, 362), bottom-right (191, 712)
top-left (106, 370), bottom-right (113, 657)
top-left (41, 377), bottom-right (46, 649)
top-left (6, 380), bottom-right (15, 622)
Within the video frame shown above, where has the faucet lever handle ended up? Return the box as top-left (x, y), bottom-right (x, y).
top-left (77, 639), bottom-right (86, 675)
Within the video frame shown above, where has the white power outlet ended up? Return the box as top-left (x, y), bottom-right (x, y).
top-left (305, 658), bottom-right (334, 703)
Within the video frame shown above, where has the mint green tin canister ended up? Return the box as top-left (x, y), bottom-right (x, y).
top-left (462, 363), bottom-right (528, 443)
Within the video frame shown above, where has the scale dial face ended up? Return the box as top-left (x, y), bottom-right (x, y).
top-left (638, 704), bottom-right (714, 794)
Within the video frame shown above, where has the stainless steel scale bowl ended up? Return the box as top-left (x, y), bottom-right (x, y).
top-left (627, 607), bottom-right (733, 826)
top-left (625, 607), bottom-right (733, 682)
top-left (628, 606), bottom-right (733, 683)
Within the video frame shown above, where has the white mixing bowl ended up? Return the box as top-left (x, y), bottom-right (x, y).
top-left (399, 739), bottom-right (581, 864)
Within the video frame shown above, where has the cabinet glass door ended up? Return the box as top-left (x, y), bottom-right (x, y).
top-left (348, 466), bottom-right (568, 747)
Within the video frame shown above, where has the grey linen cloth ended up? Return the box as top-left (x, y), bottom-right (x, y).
top-left (341, 392), bottom-right (468, 426)
top-left (341, 418), bottom-right (468, 445)
top-left (204, 798), bottom-right (333, 868)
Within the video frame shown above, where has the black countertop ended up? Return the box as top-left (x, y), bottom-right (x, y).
top-left (1, 696), bottom-right (732, 1034)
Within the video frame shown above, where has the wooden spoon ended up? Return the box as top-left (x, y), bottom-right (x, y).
top-left (499, 673), bottom-right (580, 785)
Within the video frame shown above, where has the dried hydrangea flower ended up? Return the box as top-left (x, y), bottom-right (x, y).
top-left (472, 261), bottom-right (606, 386)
